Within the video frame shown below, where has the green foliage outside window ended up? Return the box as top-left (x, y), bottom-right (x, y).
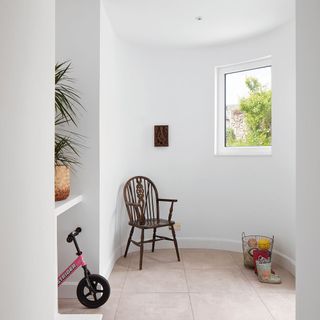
top-left (226, 77), bottom-right (272, 147)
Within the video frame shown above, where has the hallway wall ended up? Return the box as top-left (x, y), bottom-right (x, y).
top-left (296, 0), bottom-right (320, 318)
top-left (99, 0), bottom-right (127, 278)
top-left (0, 1), bottom-right (56, 319)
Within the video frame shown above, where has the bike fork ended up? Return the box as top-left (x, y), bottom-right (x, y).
top-left (82, 266), bottom-right (96, 293)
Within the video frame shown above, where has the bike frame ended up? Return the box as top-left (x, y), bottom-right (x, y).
top-left (58, 254), bottom-right (87, 287)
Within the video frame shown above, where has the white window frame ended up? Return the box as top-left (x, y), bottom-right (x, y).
top-left (214, 56), bottom-right (272, 156)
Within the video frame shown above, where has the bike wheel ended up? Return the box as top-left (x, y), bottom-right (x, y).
top-left (77, 274), bottom-right (111, 308)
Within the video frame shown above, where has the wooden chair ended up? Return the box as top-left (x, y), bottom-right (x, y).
top-left (123, 176), bottom-right (180, 270)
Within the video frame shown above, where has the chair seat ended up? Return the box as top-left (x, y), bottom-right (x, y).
top-left (130, 218), bottom-right (175, 229)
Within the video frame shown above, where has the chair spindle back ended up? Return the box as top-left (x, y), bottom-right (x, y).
top-left (123, 176), bottom-right (159, 224)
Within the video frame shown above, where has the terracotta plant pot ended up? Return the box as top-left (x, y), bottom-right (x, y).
top-left (55, 165), bottom-right (70, 201)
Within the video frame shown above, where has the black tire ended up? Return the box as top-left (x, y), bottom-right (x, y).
top-left (77, 274), bottom-right (111, 308)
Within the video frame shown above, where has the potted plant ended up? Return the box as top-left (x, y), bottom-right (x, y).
top-left (55, 61), bottom-right (84, 201)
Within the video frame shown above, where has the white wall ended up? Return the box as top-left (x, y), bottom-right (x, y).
top-left (296, 0), bottom-right (320, 318)
top-left (56, 0), bottom-right (101, 296)
top-left (0, 1), bottom-right (56, 319)
top-left (99, 1), bottom-right (126, 277)
top-left (116, 22), bottom-right (296, 271)
top-left (56, 0), bottom-right (125, 297)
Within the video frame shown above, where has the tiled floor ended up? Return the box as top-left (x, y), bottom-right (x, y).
top-left (59, 249), bottom-right (295, 320)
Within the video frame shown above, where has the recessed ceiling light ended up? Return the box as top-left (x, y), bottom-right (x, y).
top-left (195, 16), bottom-right (203, 21)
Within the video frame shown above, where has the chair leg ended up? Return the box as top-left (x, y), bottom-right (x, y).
top-left (152, 228), bottom-right (156, 252)
top-left (171, 225), bottom-right (180, 262)
top-left (124, 226), bottom-right (134, 258)
top-left (139, 229), bottom-right (145, 270)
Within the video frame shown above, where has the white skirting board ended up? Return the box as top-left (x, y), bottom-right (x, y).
top-left (56, 313), bottom-right (102, 320)
top-left (272, 249), bottom-right (296, 276)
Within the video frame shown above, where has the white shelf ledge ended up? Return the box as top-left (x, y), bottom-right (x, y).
top-left (55, 194), bottom-right (83, 216)
top-left (56, 314), bottom-right (102, 320)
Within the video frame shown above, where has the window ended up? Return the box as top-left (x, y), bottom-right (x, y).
top-left (215, 57), bottom-right (272, 156)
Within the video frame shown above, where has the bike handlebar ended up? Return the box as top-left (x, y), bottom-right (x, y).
top-left (67, 227), bottom-right (82, 243)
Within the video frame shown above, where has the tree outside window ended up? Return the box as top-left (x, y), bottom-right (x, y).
top-left (226, 75), bottom-right (272, 147)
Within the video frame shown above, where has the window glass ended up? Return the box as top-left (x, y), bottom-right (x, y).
top-left (225, 66), bottom-right (272, 147)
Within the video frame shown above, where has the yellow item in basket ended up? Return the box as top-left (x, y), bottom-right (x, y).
top-left (258, 238), bottom-right (271, 250)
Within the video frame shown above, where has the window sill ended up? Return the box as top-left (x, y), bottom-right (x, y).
top-left (214, 146), bottom-right (272, 157)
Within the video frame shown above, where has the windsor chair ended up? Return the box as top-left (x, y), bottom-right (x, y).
top-left (123, 176), bottom-right (180, 270)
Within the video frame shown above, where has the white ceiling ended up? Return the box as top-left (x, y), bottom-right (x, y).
top-left (105, 0), bottom-right (294, 47)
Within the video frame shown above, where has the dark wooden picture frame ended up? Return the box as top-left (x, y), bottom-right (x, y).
top-left (154, 125), bottom-right (169, 147)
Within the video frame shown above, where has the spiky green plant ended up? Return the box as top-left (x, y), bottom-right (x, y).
top-left (55, 61), bottom-right (84, 168)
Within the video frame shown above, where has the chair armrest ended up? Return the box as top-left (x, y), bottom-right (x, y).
top-left (158, 198), bottom-right (178, 203)
top-left (158, 198), bottom-right (178, 221)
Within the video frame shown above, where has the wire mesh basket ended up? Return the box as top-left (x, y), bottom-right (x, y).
top-left (242, 232), bottom-right (274, 269)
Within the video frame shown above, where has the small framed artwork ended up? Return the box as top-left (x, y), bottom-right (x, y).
top-left (154, 125), bottom-right (169, 147)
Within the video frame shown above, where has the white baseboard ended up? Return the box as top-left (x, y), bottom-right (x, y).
top-left (102, 245), bottom-right (122, 279)
top-left (272, 249), bottom-right (296, 276)
top-left (178, 237), bottom-right (242, 252)
top-left (121, 236), bottom-right (241, 252)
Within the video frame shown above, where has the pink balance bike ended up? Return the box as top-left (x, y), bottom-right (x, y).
top-left (58, 227), bottom-right (111, 308)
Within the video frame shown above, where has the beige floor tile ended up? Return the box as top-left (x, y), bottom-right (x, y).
top-left (59, 249), bottom-right (295, 320)
top-left (230, 252), bottom-right (244, 266)
top-left (114, 255), bottom-right (132, 269)
top-left (116, 293), bottom-right (193, 320)
top-left (239, 265), bottom-right (259, 280)
top-left (259, 292), bottom-right (296, 320)
top-left (186, 267), bottom-right (254, 293)
top-left (190, 292), bottom-right (273, 320)
top-left (123, 268), bottom-right (188, 292)
top-left (128, 249), bottom-right (183, 270)
top-left (108, 265), bottom-right (128, 291)
top-left (58, 298), bottom-right (81, 314)
top-left (182, 249), bottom-right (234, 269)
